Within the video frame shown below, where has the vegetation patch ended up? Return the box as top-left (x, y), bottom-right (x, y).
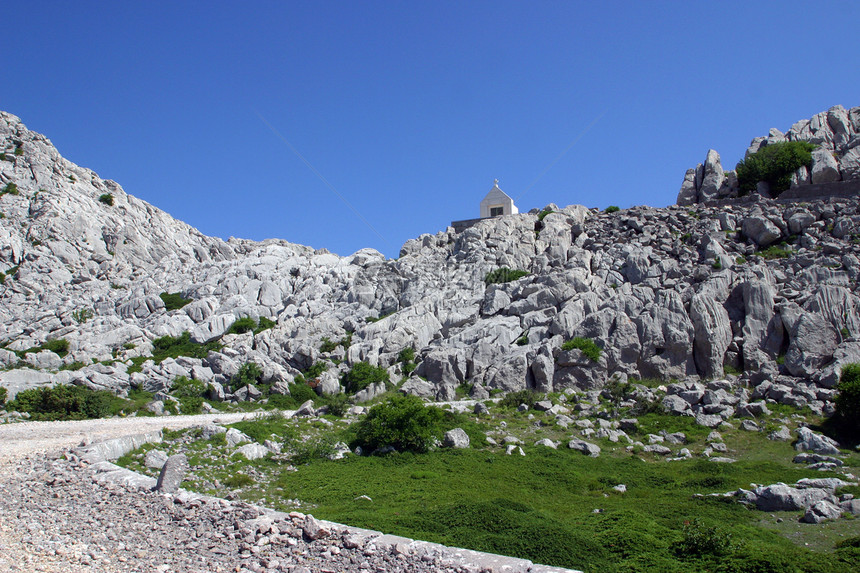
top-left (159, 292), bottom-right (192, 311)
top-left (736, 140), bottom-right (816, 197)
top-left (561, 337), bottom-right (602, 362)
top-left (343, 361), bottom-right (389, 394)
top-left (485, 267), bottom-right (529, 285)
top-left (6, 384), bottom-right (132, 421)
top-left (98, 193), bottom-right (114, 206)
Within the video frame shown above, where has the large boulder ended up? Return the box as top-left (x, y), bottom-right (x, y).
top-left (795, 427), bottom-right (840, 456)
top-left (154, 454), bottom-right (189, 493)
top-left (742, 216), bottom-right (781, 247)
top-left (690, 292), bottom-right (732, 378)
top-left (785, 313), bottom-right (839, 378)
top-left (698, 150), bottom-right (725, 203)
top-left (810, 147), bottom-right (841, 184)
top-left (442, 428), bottom-right (470, 449)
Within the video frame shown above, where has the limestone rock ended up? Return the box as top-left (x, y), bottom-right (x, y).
top-left (154, 454), bottom-right (189, 493)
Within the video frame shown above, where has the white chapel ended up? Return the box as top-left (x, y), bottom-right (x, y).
top-left (479, 180), bottom-right (518, 218)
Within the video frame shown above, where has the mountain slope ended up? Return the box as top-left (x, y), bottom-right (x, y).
top-left (2, 109), bottom-right (860, 424)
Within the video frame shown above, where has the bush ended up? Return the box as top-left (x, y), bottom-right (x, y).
top-left (7, 384), bottom-right (115, 420)
top-left (672, 518), bottom-right (733, 559)
top-left (835, 363), bottom-right (860, 439)
top-left (232, 362), bottom-right (262, 391)
top-left (0, 386), bottom-right (7, 407)
top-left (398, 347), bottom-right (417, 374)
top-left (24, 338), bottom-right (70, 357)
top-left (150, 332), bottom-right (221, 363)
top-left (561, 337), bottom-right (602, 362)
top-left (499, 389), bottom-right (539, 409)
top-left (320, 337), bottom-right (338, 353)
top-left (352, 394), bottom-right (447, 454)
top-left (605, 205), bottom-right (620, 213)
top-left (159, 292), bottom-right (192, 311)
top-left (2, 182), bottom-right (19, 196)
top-left (303, 361), bottom-right (328, 380)
top-left (736, 140), bottom-right (816, 197)
top-left (485, 267), bottom-right (529, 285)
top-left (288, 382), bottom-right (318, 404)
top-left (343, 361), bottom-right (390, 394)
top-left (170, 375), bottom-right (206, 398)
top-left (72, 308), bottom-right (93, 324)
top-left (537, 208), bottom-right (554, 222)
top-left (227, 317), bottom-right (257, 335)
top-left (98, 193), bottom-right (114, 206)
top-left (256, 316), bottom-right (277, 332)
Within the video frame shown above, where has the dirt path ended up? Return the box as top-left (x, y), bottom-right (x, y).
top-left (0, 412), bottom-right (262, 468)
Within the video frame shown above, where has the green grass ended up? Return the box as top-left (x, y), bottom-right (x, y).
top-left (485, 267), bottom-right (529, 285)
top-left (757, 245), bottom-right (793, 260)
top-left (561, 337), bottom-right (602, 362)
top-left (114, 405), bottom-right (858, 573)
top-left (159, 292), bottom-right (192, 311)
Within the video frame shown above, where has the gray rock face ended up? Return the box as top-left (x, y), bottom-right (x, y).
top-left (1, 108), bottom-right (860, 423)
top-left (810, 148), bottom-right (841, 184)
top-left (154, 453), bottom-right (188, 493)
top-left (679, 104), bottom-right (860, 204)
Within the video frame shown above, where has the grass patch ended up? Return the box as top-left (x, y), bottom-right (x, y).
top-left (561, 337), bottom-right (602, 362)
top-left (159, 292), bottom-right (192, 311)
top-left (485, 267), bottom-right (529, 285)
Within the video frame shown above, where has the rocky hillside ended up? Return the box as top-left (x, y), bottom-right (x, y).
top-left (678, 104), bottom-right (860, 205)
top-left (2, 110), bottom-right (860, 419)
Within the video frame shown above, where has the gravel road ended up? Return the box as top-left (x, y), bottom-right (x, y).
top-left (0, 412), bottom-right (261, 468)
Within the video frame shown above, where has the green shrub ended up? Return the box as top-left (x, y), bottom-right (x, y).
top-left (227, 317), bottom-right (257, 335)
top-left (485, 267), bottom-right (529, 285)
top-left (499, 389), bottom-right (539, 409)
top-left (672, 518), bottom-right (733, 558)
top-left (170, 375), bottom-right (206, 398)
top-left (14, 146), bottom-right (23, 156)
top-left (352, 394), bottom-right (447, 454)
top-left (159, 292), bottom-right (192, 311)
top-left (537, 208), bottom-right (554, 221)
top-left (223, 474), bottom-right (254, 488)
top-left (398, 347), bottom-right (417, 374)
top-left (72, 308), bottom-right (93, 324)
top-left (150, 332), bottom-right (220, 363)
top-left (561, 337), bottom-right (602, 362)
top-left (59, 361), bottom-right (86, 372)
top-left (291, 434), bottom-right (342, 465)
top-left (288, 382), bottom-right (318, 404)
top-left (98, 193), bottom-right (114, 206)
top-left (0, 386), bottom-right (6, 407)
top-left (736, 140), bottom-right (816, 197)
top-left (39, 338), bottom-right (70, 357)
top-left (835, 363), bottom-right (860, 439)
top-left (7, 384), bottom-right (115, 420)
top-left (320, 337), bottom-right (338, 353)
top-left (256, 316), bottom-right (276, 332)
top-left (232, 362), bottom-right (262, 391)
top-left (2, 182), bottom-right (19, 196)
top-left (757, 245), bottom-right (792, 260)
top-left (343, 361), bottom-right (390, 394)
top-left (605, 205), bottom-right (620, 213)
top-left (324, 392), bottom-right (350, 417)
top-left (303, 361), bottom-right (328, 380)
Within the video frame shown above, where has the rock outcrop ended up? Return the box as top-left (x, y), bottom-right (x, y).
top-left (2, 110), bottom-right (860, 420)
top-left (678, 104), bottom-right (860, 205)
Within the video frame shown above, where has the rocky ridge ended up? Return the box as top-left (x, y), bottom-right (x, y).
top-left (678, 104), bottom-right (860, 205)
top-left (2, 110), bottom-right (860, 424)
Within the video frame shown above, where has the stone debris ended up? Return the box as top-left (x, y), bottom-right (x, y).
top-left (0, 449), bottom-right (580, 573)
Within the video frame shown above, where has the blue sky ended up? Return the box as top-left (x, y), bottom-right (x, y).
top-left (3, 2), bottom-right (859, 258)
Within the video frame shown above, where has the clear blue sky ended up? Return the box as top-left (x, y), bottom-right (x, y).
top-left (3, 2), bottom-right (859, 258)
